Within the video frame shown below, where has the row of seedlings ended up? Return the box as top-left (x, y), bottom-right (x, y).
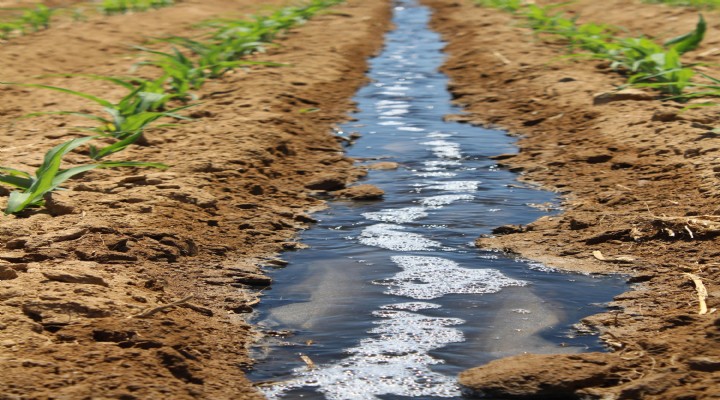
top-left (0, 0), bottom-right (345, 215)
top-left (0, 1), bottom-right (180, 41)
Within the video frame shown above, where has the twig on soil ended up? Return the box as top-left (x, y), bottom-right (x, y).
top-left (683, 273), bottom-right (708, 315)
top-left (684, 225), bottom-right (694, 239)
top-left (129, 295), bottom-right (195, 319)
top-left (300, 353), bottom-right (316, 370)
top-left (492, 51), bottom-right (512, 65)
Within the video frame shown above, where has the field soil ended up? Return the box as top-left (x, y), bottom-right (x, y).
top-left (3, 0), bottom-right (720, 399)
top-left (0, 0), bottom-right (391, 398)
top-left (423, 0), bottom-right (720, 398)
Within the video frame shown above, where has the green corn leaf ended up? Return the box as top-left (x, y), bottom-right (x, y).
top-left (89, 130), bottom-right (145, 160)
top-left (665, 14), bottom-right (706, 54)
top-left (5, 137), bottom-right (94, 214)
top-left (0, 175), bottom-right (33, 189)
top-left (136, 92), bottom-right (168, 112)
top-left (0, 167), bottom-right (33, 189)
top-left (34, 73), bottom-right (138, 90)
top-left (0, 82), bottom-right (115, 108)
top-left (21, 110), bottom-right (112, 126)
top-left (698, 72), bottom-right (720, 85)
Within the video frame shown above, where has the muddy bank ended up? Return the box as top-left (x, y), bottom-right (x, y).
top-left (0, 0), bottom-right (391, 398)
top-left (423, 0), bottom-right (720, 398)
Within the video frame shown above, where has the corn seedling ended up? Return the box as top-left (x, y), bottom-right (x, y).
top-left (101, 0), bottom-right (175, 15)
top-left (3, 81), bottom-right (192, 159)
top-left (474, 0), bottom-right (524, 12)
top-left (135, 43), bottom-right (283, 100)
top-left (476, 1), bottom-right (706, 96)
top-left (643, 0), bottom-right (720, 8)
top-left (21, 4), bottom-right (53, 32)
top-left (201, 0), bottom-right (343, 43)
top-left (0, 136), bottom-right (166, 214)
top-left (0, 20), bottom-right (22, 39)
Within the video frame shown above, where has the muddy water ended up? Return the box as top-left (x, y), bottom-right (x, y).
top-left (247, 1), bottom-right (627, 398)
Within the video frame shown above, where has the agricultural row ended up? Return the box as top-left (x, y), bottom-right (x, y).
top-left (474, 0), bottom-right (718, 107)
top-left (0, 1), bottom-right (178, 40)
top-left (0, 0), bottom-right (344, 215)
top-left (643, 0), bottom-right (720, 8)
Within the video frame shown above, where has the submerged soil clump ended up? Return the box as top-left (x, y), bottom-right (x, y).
top-left (0, 0), bottom-right (391, 398)
top-left (424, 0), bottom-right (720, 398)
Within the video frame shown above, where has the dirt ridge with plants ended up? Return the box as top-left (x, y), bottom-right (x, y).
top-left (0, 0), bottom-right (391, 398)
top-left (423, 0), bottom-right (720, 398)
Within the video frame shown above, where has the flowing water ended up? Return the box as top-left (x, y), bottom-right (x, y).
top-left (247, 1), bottom-right (627, 398)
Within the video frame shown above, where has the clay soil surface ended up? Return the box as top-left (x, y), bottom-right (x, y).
top-left (3, 0), bottom-right (720, 399)
top-left (0, 0), bottom-right (391, 398)
top-left (424, 0), bottom-right (720, 398)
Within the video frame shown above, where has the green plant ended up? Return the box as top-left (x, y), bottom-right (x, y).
top-left (3, 81), bottom-right (192, 159)
top-left (0, 137), bottom-right (165, 214)
top-left (0, 20), bottom-right (22, 39)
top-left (135, 44), bottom-right (282, 100)
top-left (642, 0), bottom-right (720, 9)
top-left (474, 0), bottom-right (524, 12)
top-left (475, 0), bottom-right (706, 97)
top-left (100, 0), bottom-right (175, 15)
top-left (21, 4), bottom-right (53, 32)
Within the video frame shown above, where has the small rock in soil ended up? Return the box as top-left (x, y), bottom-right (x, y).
top-left (233, 273), bottom-right (272, 287)
top-left (44, 192), bottom-right (77, 216)
top-left (0, 265), bottom-right (18, 280)
top-left (492, 224), bottom-right (526, 235)
top-left (305, 174), bottom-right (347, 191)
top-left (593, 89), bottom-right (655, 105)
top-left (367, 162), bottom-right (399, 170)
top-left (568, 218), bottom-right (591, 230)
top-left (652, 110), bottom-right (680, 122)
top-left (42, 271), bottom-right (109, 287)
top-left (687, 357), bottom-right (720, 372)
top-left (332, 184), bottom-right (385, 200)
top-left (459, 353), bottom-right (614, 399)
top-left (490, 153), bottom-right (517, 161)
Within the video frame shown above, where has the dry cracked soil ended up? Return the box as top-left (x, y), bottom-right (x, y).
top-left (0, 0), bottom-right (719, 399)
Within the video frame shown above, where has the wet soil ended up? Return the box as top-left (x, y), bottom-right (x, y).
top-left (423, 0), bottom-right (720, 398)
top-left (0, 0), bottom-right (391, 398)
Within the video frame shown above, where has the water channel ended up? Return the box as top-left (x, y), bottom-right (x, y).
top-left (247, 1), bottom-right (628, 398)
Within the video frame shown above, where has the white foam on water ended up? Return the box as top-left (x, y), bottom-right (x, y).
top-left (362, 207), bottom-right (428, 224)
top-left (376, 71), bottom-right (401, 77)
top-left (378, 121), bottom-right (405, 126)
top-left (381, 108), bottom-right (409, 116)
top-left (527, 262), bottom-right (559, 273)
top-left (425, 181), bottom-right (480, 192)
top-left (427, 131), bottom-right (452, 138)
top-left (424, 160), bottom-right (461, 167)
top-left (376, 103), bottom-right (410, 110)
top-left (421, 140), bottom-right (461, 159)
top-left (359, 224), bottom-right (441, 251)
top-left (419, 194), bottom-right (475, 208)
top-left (262, 307), bottom-right (463, 400)
top-left (378, 256), bottom-right (527, 300)
top-left (375, 99), bottom-right (406, 105)
top-left (380, 301), bottom-right (441, 311)
top-left (380, 91), bottom-right (408, 97)
top-left (397, 126), bottom-right (425, 132)
top-left (416, 172), bottom-right (457, 178)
